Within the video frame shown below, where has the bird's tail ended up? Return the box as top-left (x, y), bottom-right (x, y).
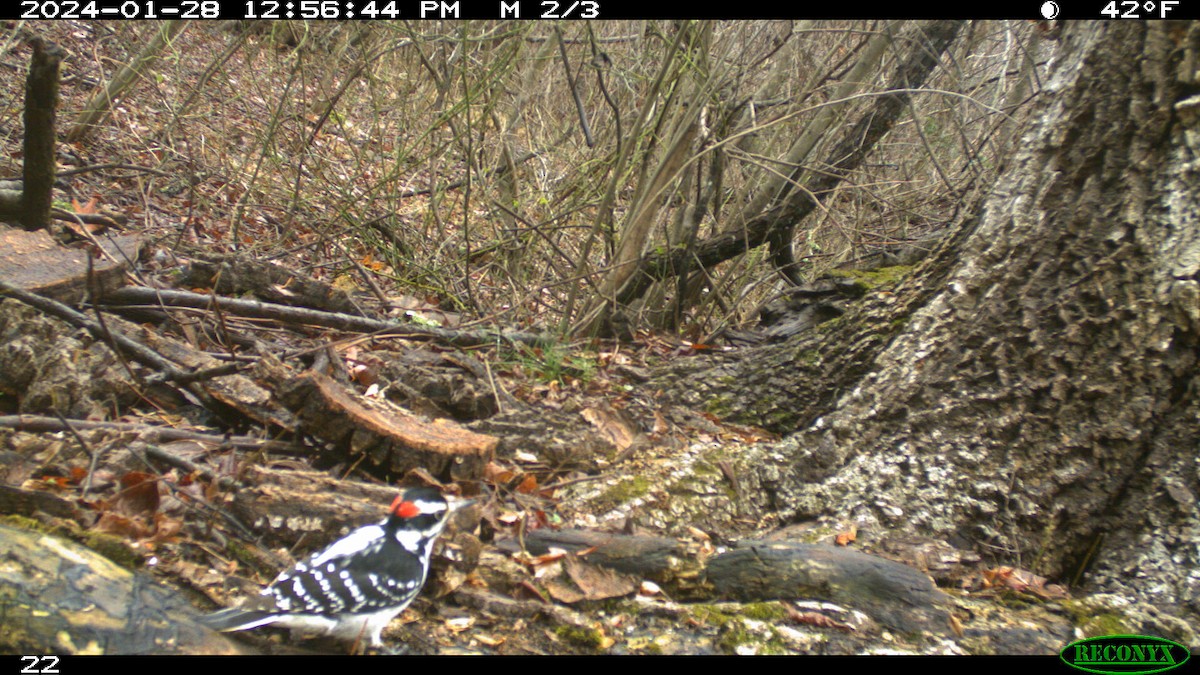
top-left (200, 606), bottom-right (279, 632)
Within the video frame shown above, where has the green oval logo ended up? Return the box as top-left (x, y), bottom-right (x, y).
top-left (1061, 635), bottom-right (1192, 675)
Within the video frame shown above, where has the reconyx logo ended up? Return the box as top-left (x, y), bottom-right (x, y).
top-left (1060, 635), bottom-right (1191, 674)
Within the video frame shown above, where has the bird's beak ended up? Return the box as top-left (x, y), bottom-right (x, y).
top-left (446, 495), bottom-right (476, 512)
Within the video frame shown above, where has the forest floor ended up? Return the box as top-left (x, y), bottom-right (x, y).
top-left (1, 21), bottom-right (1185, 657)
top-left (0, 21), bottom-right (798, 655)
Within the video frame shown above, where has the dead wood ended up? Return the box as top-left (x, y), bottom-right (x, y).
top-left (0, 414), bottom-right (307, 454)
top-left (0, 278), bottom-right (192, 381)
top-left (0, 278), bottom-right (301, 431)
top-left (276, 371), bottom-right (497, 482)
top-left (179, 255), bottom-right (365, 315)
top-left (376, 348), bottom-right (513, 420)
top-left (0, 483), bottom-right (82, 522)
top-left (101, 285), bottom-right (551, 348)
top-left (127, 322), bottom-right (297, 431)
top-left (508, 528), bottom-right (952, 636)
top-left (20, 38), bottom-right (62, 232)
top-left (216, 466), bottom-right (410, 549)
top-left (0, 522), bottom-right (253, 655)
top-left (513, 528), bottom-right (703, 585)
top-left (706, 541), bottom-right (952, 635)
top-left (0, 228), bottom-right (141, 304)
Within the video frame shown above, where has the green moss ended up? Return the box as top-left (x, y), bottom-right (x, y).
top-left (716, 619), bottom-right (755, 653)
top-left (690, 605), bottom-right (803, 654)
top-left (817, 315), bottom-right (843, 331)
top-left (554, 625), bottom-right (607, 650)
top-left (990, 590), bottom-right (1041, 610)
top-left (759, 637), bottom-right (789, 656)
top-left (959, 636), bottom-right (996, 655)
top-left (1058, 599), bottom-right (1132, 637)
top-left (595, 476), bottom-right (652, 511)
top-left (2, 516), bottom-right (141, 570)
top-left (625, 635), bottom-right (667, 654)
top-left (1080, 613), bottom-right (1131, 637)
top-left (741, 602), bottom-right (789, 621)
top-left (704, 393), bottom-right (734, 417)
top-left (689, 604), bottom-right (736, 626)
top-left (0, 516), bottom-right (78, 550)
top-left (669, 471), bottom-right (729, 501)
top-left (1, 514), bottom-right (54, 533)
top-left (827, 265), bottom-right (913, 290)
top-left (763, 408), bottom-right (801, 430)
top-left (82, 532), bottom-right (143, 570)
top-left (796, 349), bottom-right (821, 366)
top-left (714, 617), bottom-right (790, 655)
top-left (1059, 600), bottom-right (1130, 637)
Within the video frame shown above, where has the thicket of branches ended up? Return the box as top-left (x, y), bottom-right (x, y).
top-left (6, 20), bottom-right (1050, 338)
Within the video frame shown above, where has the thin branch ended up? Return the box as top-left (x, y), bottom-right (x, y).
top-left (0, 414), bottom-right (308, 454)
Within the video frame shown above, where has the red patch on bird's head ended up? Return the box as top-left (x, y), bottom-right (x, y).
top-left (391, 496), bottom-right (421, 518)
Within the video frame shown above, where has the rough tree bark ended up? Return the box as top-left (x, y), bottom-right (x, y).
top-left (656, 22), bottom-right (1199, 620)
top-left (21, 38), bottom-right (63, 232)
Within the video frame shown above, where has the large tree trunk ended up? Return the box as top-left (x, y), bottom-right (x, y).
top-left (657, 22), bottom-right (1199, 619)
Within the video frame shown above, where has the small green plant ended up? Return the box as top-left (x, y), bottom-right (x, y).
top-left (506, 343), bottom-right (596, 385)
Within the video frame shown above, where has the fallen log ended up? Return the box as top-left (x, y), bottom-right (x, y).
top-left (101, 285), bottom-right (551, 348)
top-left (509, 528), bottom-right (953, 636)
top-left (0, 522), bottom-right (253, 655)
top-left (276, 371), bottom-right (497, 482)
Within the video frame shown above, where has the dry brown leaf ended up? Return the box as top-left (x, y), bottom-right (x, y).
top-left (483, 461), bottom-right (516, 484)
top-left (543, 576), bottom-right (586, 604)
top-left (348, 362), bottom-right (378, 385)
top-left (580, 406), bottom-right (638, 451)
top-left (785, 605), bottom-right (855, 632)
top-left (977, 566), bottom-right (1068, 599)
top-left (949, 614), bottom-right (965, 638)
top-left (149, 514), bottom-right (184, 543)
top-left (94, 511), bottom-right (153, 540)
top-left (549, 554), bottom-right (639, 603)
top-left (515, 581), bottom-right (551, 603)
top-left (516, 474), bottom-right (539, 494)
top-left (72, 195), bottom-right (99, 215)
top-left (496, 510), bottom-right (522, 525)
top-left (113, 471), bottom-right (160, 517)
top-left (652, 410), bottom-right (669, 435)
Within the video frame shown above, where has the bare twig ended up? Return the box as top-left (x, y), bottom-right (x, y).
top-left (0, 414), bottom-right (308, 454)
top-left (52, 409), bottom-right (100, 499)
top-left (555, 25), bottom-right (593, 147)
top-left (101, 286), bottom-right (552, 348)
